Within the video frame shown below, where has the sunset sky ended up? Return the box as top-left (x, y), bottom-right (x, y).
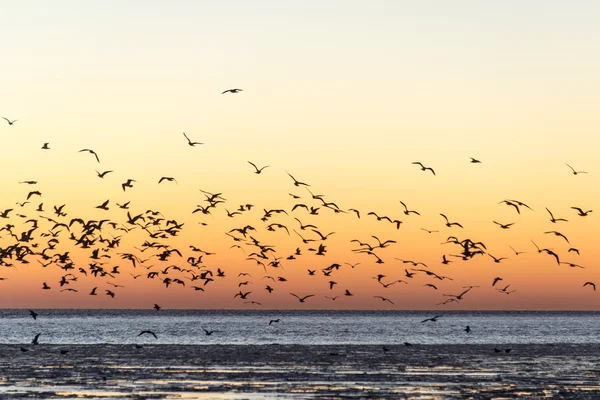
top-left (0, 1), bottom-right (598, 310)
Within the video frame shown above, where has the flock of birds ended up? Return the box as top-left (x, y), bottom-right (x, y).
top-left (1, 88), bottom-right (596, 348)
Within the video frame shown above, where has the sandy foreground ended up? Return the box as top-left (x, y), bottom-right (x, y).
top-left (0, 344), bottom-right (599, 399)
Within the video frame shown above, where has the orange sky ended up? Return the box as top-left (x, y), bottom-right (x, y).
top-left (0, 1), bottom-right (598, 309)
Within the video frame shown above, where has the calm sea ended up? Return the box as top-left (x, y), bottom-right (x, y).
top-left (0, 309), bottom-right (597, 345)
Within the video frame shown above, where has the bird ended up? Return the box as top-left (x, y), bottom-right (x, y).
top-left (96, 170), bottom-right (113, 178)
top-left (122, 179), bottom-right (136, 191)
top-left (412, 162), bottom-right (435, 175)
top-left (2, 117), bottom-right (17, 125)
top-left (571, 207), bottom-right (592, 217)
top-left (183, 132), bottom-right (203, 146)
top-left (488, 254), bottom-right (507, 263)
top-left (287, 172), bottom-right (309, 187)
top-left (440, 214), bottom-right (463, 228)
top-left (247, 161), bottom-right (269, 174)
top-left (269, 319), bottom-right (280, 325)
top-left (583, 282), bottom-right (596, 291)
top-left (31, 333), bottom-right (41, 345)
top-left (399, 201), bottom-right (420, 216)
top-left (421, 316), bottom-right (441, 323)
top-left (29, 310), bottom-right (38, 320)
top-left (509, 246), bottom-right (526, 256)
top-left (493, 221), bottom-right (514, 229)
top-left (153, 304), bottom-right (161, 311)
top-left (373, 296), bottom-right (394, 304)
top-left (465, 326), bottom-right (471, 334)
top-left (202, 328), bottom-right (214, 335)
top-left (138, 330), bottom-right (158, 339)
top-left (566, 163), bottom-right (587, 175)
top-left (546, 207), bottom-right (568, 223)
top-left (158, 177), bottom-right (177, 184)
top-left (544, 231), bottom-right (570, 244)
top-left (470, 157), bottom-right (481, 163)
top-left (95, 200), bottom-right (110, 211)
top-left (492, 277), bottom-right (503, 287)
top-left (41, 143), bottom-right (50, 150)
top-left (290, 293), bottom-right (315, 303)
top-left (222, 88), bottom-right (243, 94)
top-left (79, 148), bottom-right (100, 163)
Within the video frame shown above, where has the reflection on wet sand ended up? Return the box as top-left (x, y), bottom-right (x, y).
top-left (1, 344), bottom-right (600, 398)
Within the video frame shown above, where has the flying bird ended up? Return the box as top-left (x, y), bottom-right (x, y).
top-left (96, 170), bottom-right (113, 178)
top-left (222, 88), bottom-right (243, 94)
top-left (412, 162), bottom-right (435, 175)
top-left (2, 117), bottom-right (17, 125)
top-left (290, 293), bottom-right (315, 303)
top-left (247, 161), bottom-right (269, 174)
top-left (571, 207), bottom-right (592, 217)
top-left (79, 148), bottom-right (100, 163)
top-left (583, 282), bottom-right (596, 291)
top-left (566, 163), bottom-right (587, 175)
top-left (138, 330), bottom-right (158, 339)
top-left (183, 132), bottom-right (203, 146)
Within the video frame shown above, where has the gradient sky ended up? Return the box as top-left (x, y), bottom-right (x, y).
top-left (0, 1), bottom-right (598, 310)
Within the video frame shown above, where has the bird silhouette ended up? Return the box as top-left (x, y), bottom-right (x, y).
top-left (2, 117), bottom-right (17, 125)
top-left (583, 282), bottom-right (596, 291)
top-left (79, 148), bottom-right (100, 163)
top-left (222, 88), bottom-right (243, 94)
top-left (566, 163), bottom-right (587, 175)
top-left (248, 161), bottom-right (269, 174)
top-left (31, 333), bottom-right (41, 345)
top-left (138, 330), bottom-right (158, 339)
top-left (412, 162), bottom-right (435, 175)
top-left (290, 293), bottom-right (315, 303)
top-left (571, 207), bottom-right (592, 217)
top-left (440, 214), bottom-right (463, 228)
top-left (183, 132), bottom-right (203, 146)
top-left (96, 170), bottom-right (113, 178)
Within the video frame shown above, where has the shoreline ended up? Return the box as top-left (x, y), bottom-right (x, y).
top-left (1, 344), bottom-right (600, 398)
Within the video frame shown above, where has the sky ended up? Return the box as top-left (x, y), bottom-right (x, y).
top-left (0, 1), bottom-right (598, 310)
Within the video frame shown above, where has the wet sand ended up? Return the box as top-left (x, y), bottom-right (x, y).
top-left (1, 344), bottom-right (600, 399)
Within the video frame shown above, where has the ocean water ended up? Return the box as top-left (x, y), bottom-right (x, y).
top-left (0, 309), bottom-right (598, 345)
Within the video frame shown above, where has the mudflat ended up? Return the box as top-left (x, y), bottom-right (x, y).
top-left (1, 344), bottom-right (599, 398)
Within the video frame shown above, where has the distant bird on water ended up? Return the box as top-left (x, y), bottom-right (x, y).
top-left (421, 315), bottom-right (441, 323)
top-left (31, 333), bottom-right (41, 345)
top-left (138, 330), bottom-right (158, 339)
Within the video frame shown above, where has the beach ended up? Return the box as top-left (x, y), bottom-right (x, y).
top-left (1, 344), bottom-right (600, 399)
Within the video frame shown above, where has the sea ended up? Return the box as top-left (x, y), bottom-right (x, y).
top-left (1, 309), bottom-right (598, 345)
